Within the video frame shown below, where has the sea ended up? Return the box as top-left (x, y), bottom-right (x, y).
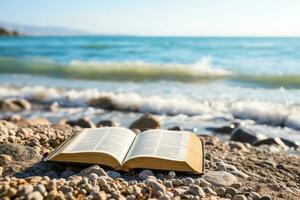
top-left (0, 36), bottom-right (300, 143)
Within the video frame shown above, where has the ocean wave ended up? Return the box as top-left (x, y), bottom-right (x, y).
top-left (2, 56), bottom-right (300, 88)
top-left (0, 56), bottom-right (230, 82)
top-left (1, 86), bottom-right (300, 130)
top-left (233, 75), bottom-right (300, 88)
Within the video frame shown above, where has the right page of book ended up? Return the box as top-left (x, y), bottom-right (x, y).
top-left (124, 130), bottom-right (190, 161)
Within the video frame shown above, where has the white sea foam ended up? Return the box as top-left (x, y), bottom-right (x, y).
top-left (1, 86), bottom-right (300, 130)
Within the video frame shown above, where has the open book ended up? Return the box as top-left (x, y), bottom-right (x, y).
top-left (45, 127), bottom-right (204, 173)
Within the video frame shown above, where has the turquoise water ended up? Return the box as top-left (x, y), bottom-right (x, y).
top-left (0, 36), bottom-right (300, 142)
top-left (1, 37), bottom-right (300, 83)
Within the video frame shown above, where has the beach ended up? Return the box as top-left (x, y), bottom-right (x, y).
top-left (0, 36), bottom-right (300, 199)
top-left (0, 110), bottom-right (299, 199)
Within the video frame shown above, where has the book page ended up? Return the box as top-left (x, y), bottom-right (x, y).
top-left (63, 128), bottom-right (136, 164)
top-left (124, 130), bottom-right (190, 162)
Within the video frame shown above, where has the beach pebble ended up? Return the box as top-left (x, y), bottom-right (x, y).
top-left (260, 195), bottom-right (272, 200)
top-left (147, 180), bottom-right (166, 196)
top-left (163, 180), bottom-right (173, 188)
top-left (230, 127), bottom-right (267, 144)
top-left (253, 137), bottom-right (287, 148)
top-left (225, 187), bottom-right (238, 196)
top-left (172, 179), bottom-right (183, 186)
top-left (232, 194), bottom-right (247, 200)
top-left (79, 165), bottom-right (107, 177)
top-left (97, 120), bottom-right (118, 127)
top-left (184, 177), bottom-right (194, 185)
top-left (203, 186), bottom-right (217, 196)
top-left (0, 99), bottom-right (31, 112)
top-left (129, 114), bottom-right (160, 131)
top-left (202, 171), bottom-right (238, 187)
top-left (26, 191), bottom-right (43, 200)
top-left (250, 191), bottom-right (261, 200)
top-left (189, 184), bottom-right (205, 197)
top-left (34, 184), bottom-right (46, 194)
top-left (229, 142), bottom-right (249, 152)
top-left (215, 187), bottom-right (226, 196)
top-left (168, 171), bottom-right (176, 179)
top-left (0, 154), bottom-right (12, 165)
top-left (66, 117), bottom-right (95, 128)
top-left (6, 187), bottom-right (17, 197)
top-left (18, 184), bottom-right (34, 196)
top-left (138, 169), bottom-right (154, 180)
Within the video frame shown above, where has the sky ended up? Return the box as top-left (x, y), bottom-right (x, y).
top-left (0, 0), bottom-right (300, 36)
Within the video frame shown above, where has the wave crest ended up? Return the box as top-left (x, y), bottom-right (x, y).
top-left (0, 56), bottom-right (231, 82)
top-left (1, 86), bottom-right (300, 130)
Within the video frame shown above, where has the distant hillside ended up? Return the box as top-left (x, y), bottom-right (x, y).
top-left (0, 21), bottom-right (90, 36)
top-left (0, 27), bottom-right (21, 36)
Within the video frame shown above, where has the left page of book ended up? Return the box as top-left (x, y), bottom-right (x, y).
top-left (62, 127), bottom-right (136, 164)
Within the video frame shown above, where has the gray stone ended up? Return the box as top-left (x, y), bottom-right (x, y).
top-left (184, 177), bottom-right (194, 185)
top-left (203, 187), bottom-right (217, 196)
top-left (168, 171), bottom-right (176, 179)
top-left (202, 171), bottom-right (238, 187)
top-left (230, 170), bottom-right (249, 179)
top-left (59, 185), bottom-right (73, 194)
top-left (147, 180), bottom-right (166, 196)
top-left (163, 180), bottom-right (173, 188)
top-left (189, 184), bottom-right (205, 197)
top-left (89, 173), bottom-right (99, 180)
top-left (66, 117), bottom-right (95, 128)
top-left (79, 165), bottom-right (107, 177)
top-left (229, 142), bottom-right (249, 151)
top-left (139, 169), bottom-right (154, 180)
top-left (260, 195), bottom-right (272, 200)
top-left (226, 187), bottom-right (237, 196)
top-left (97, 120), bottom-right (118, 127)
top-left (198, 178), bottom-right (211, 187)
top-left (233, 194), bottom-right (247, 200)
top-left (215, 187), bottom-right (226, 197)
top-left (253, 137), bottom-right (287, 148)
top-left (107, 170), bottom-right (121, 178)
top-left (250, 191), bottom-right (261, 200)
top-left (230, 127), bottom-right (267, 144)
top-left (34, 184), bottom-right (46, 194)
top-left (172, 179), bottom-right (183, 186)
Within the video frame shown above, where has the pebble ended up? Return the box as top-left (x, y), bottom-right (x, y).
top-left (203, 186), bottom-right (217, 196)
top-left (260, 195), bottom-right (272, 200)
top-left (79, 165), bottom-right (107, 177)
top-left (138, 169), bottom-right (154, 180)
top-left (250, 191), bottom-right (261, 200)
top-left (184, 177), bottom-right (194, 185)
top-left (232, 194), bottom-right (247, 200)
top-left (225, 187), bottom-right (238, 196)
top-left (172, 179), bottom-right (183, 186)
top-left (189, 184), bottom-right (205, 197)
top-left (6, 187), bottom-right (17, 197)
top-left (147, 180), bottom-right (166, 196)
top-left (107, 170), bottom-right (121, 179)
top-left (26, 191), bottom-right (43, 200)
top-left (168, 171), bottom-right (176, 179)
top-left (59, 185), bottom-right (73, 194)
top-left (202, 171), bottom-right (238, 187)
top-left (18, 184), bottom-right (34, 196)
top-left (163, 180), bottom-right (173, 188)
top-left (215, 187), bottom-right (226, 197)
top-left (33, 184), bottom-right (46, 194)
